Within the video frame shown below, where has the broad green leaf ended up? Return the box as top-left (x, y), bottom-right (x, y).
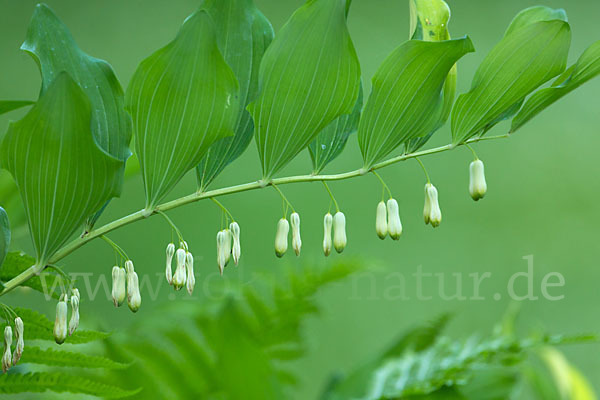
top-left (0, 252), bottom-right (61, 299)
top-left (0, 101), bottom-right (33, 115)
top-left (504, 6), bottom-right (567, 37)
top-left (22, 4), bottom-right (132, 230)
top-left (407, 0), bottom-right (457, 152)
top-left (22, 4), bottom-right (131, 163)
top-left (0, 73), bottom-right (122, 267)
top-left (308, 85), bottom-right (363, 174)
top-left (14, 307), bottom-right (111, 344)
top-left (0, 372), bottom-right (138, 398)
top-left (249, 0), bottom-right (361, 181)
top-left (358, 37), bottom-right (474, 169)
top-left (451, 11), bottom-right (571, 144)
top-left (20, 346), bottom-right (129, 369)
top-left (511, 40), bottom-right (600, 133)
top-left (126, 10), bottom-right (240, 210)
top-left (196, 0), bottom-right (274, 191)
top-left (0, 207), bottom-right (8, 268)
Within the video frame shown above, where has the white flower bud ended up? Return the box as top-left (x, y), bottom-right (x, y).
top-left (333, 212), bottom-right (347, 253)
top-left (124, 261), bottom-right (141, 312)
top-left (12, 317), bottom-right (24, 365)
top-left (185, 252), bottom-right (195, 295)
top-left (54, 296), bottom-right (68, 344)
top-left (111, 266), bottom-right (126, 307)
top-left (165, 243), bottom-right (175, 285)
top-left (2, 325), bottom-right (12, 373)
top-left (469, 159), bottom-right (487, 201)
top-left (323, 213), bottom-right (333, 256)
top-left (387, 199), bottom-right (402, 240)
top-left (424, 183), bottom-right (442, 227)
top-left (223, 229), bottom-right (232, 266)
top-left (230, 222), bottom-right (241, 265)
top-left (68, 289), bottom-right (80, 336)
top-left (274, 218), bottom-right (289, 258)
top-left (376, 201), bottom-right (388, 240)
top-left (290, 212), bottom-right (302, 256)
top-left (172, 248), bottom-right (187, 290)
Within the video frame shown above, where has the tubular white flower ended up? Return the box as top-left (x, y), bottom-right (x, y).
top-left (333, 211), bottom-right (347, 253)
top-left (323, 213), bottom-right (333, 256)
top-left (2, 326), bottom-right (12, 373)
top-left (126, 266), bottom-right (141, 313)
top-left (274, 218), bottom-right (289, 258)
top-left (230, 222), bottom-right (241, 265)
top-left (387, 198), bottom-right (402, 240)
top-left (165, 243), bottom-right (175, 285)
top-left (172, 248), bottom-right (187, 290)
top-left (376, 201), bottom-right (388, 239)
top-left (424, 183), bottom-right (442, 227)
top-left (12, 317), bottom-right (23, 365)
top-left (68, 288), bottom-right (80, 336)
top-left (469, 159), bottom-right (487, 201)
top-left (54, 296), bottom-right (68, 344)
top-left (223, 229), bottom-right (232, 266)
top-left (290, 212), bottom-right (302, 256)
top-left (185, 251), bottom-right (195, 295)
top-left (111, 266), bottom-right (126, 307)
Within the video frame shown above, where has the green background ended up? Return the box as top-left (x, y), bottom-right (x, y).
top-left (1, 0), bottom-right (599, 398)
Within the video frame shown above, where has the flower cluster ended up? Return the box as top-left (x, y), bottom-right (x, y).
top-left (53, 288), bottom-right (80, 344)
top-left (216, 222), bottom-right (241, 274)
top-left (111, 260), bottom-right (141, 312)
top-left (1, 316), bottom-right (24, 373)
top-left (165, 241), bottom-right (196, 294)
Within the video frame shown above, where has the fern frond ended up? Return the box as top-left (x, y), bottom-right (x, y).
top-left (20, 346), bottom-right (129, 369)
top-left (0, 372), bottom-right (139, 398)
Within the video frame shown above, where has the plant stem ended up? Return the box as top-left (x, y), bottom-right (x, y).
top-left (321, 181), bottom-right (340, 212)
top-left (0, 134), bottom-right (509, 297)
top-left (415, 158), bottom-right (431, 183)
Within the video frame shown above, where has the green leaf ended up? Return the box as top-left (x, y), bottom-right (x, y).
top-left (0, 73), bottom-right (122, 266)
top-left (20, 346), bottom-right (129, 369)
top-left (511, 40), bottom-right (600, 133)
top-left (451, 10), bottom-right (571, 144)
top-left (0, 101), bottom-right (33, 115)
top-left (358, 37), bottom-right (474, 168)
top-left (504, 6), bottom-right (567, 37)
top-left (126, 10), bottom-right (240, 209)
top-left (309, 85), bottom-right (363, 174)
top-left (0, 252), bottom-right (61, 299)
top-left (22, 4), bottom-right (131, 163)
top-left (196, 0), bottom-right (274, 191)
top-left (14, 307), bottom-right (110, 344)
top-left (0, 372), bottom-right (138, 398)
top-left (249, 0), bottom-right (361, 180)
top-left (0, 207), bottom-right (9, 268)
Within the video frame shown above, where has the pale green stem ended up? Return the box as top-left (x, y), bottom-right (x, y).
top-left (0, 134), bottom-right (509, 297)
top-left (211, 197), bottom-right (235, 222)
top-left (371, 171), bottom-right (393, 199)
top-left (415, 158), bottom-right (431, 183)
top-left (321, 181), bottom-right (340, 212)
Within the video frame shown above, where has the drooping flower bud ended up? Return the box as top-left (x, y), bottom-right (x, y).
top-left (290, 212), bottom-right (302, 256)
top-left (424, 183), bottom-right (442, 228)
top-left (172, 248), bottom-right (187, 290)
top-left (333, 212), bottom-right (347, 253)
top-left (274, 218), bottom-right (289, 258)
top-left (387, 199), bottom-right (402, 240)
top-left (230, 222), bottom-right (241, 265)
top-left (223, 229), bottom-right (232, 266)
top-left (2, 326), bottom-right (12, 373)
top-left (376, 201), bottom-right (388, 239)
top-left (12, 317), bottom-right (24, 365)
top-left (68, 288), bottom-right (80, 335)
top-left (323, 213), bottom-right (333, 256)
top-left (54, 296), bottom-right (68, 344)
top-left (469, 159), bottom-right (487, 201)
top-left (111, 266), bottom-right (126, 307)
top-left (165, 243), bottom-right (175, 285)
top-left (185, 252), bottom-right (195, 295)
top-left (125, 261), bottom-right (141, 312)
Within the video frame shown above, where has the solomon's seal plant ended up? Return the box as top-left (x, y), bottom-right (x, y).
top-left (0, 0), bottom-right (599, 385)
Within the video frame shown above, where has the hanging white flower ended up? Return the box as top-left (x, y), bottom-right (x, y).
top-left (376, 201), bottom-right (388, 239)
top-left (274, 218), bottom-right (289, 258)
top-left (333, 211), bottom-right (347, 253)
top-left (323, 213), bottom-right (333, 256)
top-left (290, 212), bottom-right (302, 256)
top-left (469, 159), bottom-right (487, 201)
top-left (386, 198), bottom-right (402, 240)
